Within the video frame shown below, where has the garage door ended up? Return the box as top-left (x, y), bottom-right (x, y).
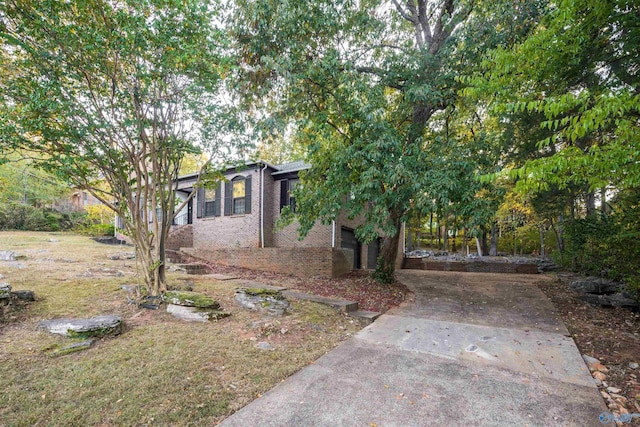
top-left (340, 227), bottom-right (361, 269)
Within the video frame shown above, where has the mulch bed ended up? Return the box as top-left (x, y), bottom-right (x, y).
top-left (183, 256), bottom-right (410, 313)
top-left (538, 274), bottom-right (640, 420)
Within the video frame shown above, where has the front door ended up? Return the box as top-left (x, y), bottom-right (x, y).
top-left (187, 198), bottom-right (193, 224)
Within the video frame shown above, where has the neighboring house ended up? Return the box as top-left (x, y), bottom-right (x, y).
top-left (55, 189), bottom-right (103, 212)
top-left (170, 160), bottom-right (401, 278)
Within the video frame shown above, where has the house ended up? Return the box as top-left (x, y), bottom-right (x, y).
top-left (168, 160), bottom-right (400, 278)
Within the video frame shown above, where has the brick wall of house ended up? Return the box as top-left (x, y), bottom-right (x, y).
top-left (167, 224), bottom-right (193, 251)
top-left (192, 167), bottom-right (263, 249)
top-left (262, 171), bottom-right (276, 247)
top-left (271, 179), bottom-right (333, 248)
top-left (182, 246), bottom-right (352, 278)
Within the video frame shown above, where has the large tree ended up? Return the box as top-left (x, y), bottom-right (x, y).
top-left (0, 0), bottom-right (238, 295)
top-left (235, 0), bottom-right (540, 281)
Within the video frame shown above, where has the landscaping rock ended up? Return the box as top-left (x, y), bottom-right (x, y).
top-left (255, 341), bottom-right (274, 351)
top-left (582, 354), bottom-right (608, 372)
top-left (0, 283), bottom-right (11, 299)
top-left (48, 339), bottom-right (94, 357)
top-left (0, 251), bottom-right (16, 261)
top-left (107, 252), bottom-right (136, 260)
top-left (139, 295), bottom-right (162, 310)
top-left (580, 292), bottom-right (640, 311)
top-left (163, 291), bottom-right (219, 309)
top-left (166, 304), bottom-right (230, 322)
top-left (235, 288), bottom-right (290, 316)
top-left (38, 315), bottom-right (122, 338)
top-left (11, 290), bottom-right (35, 301)
top-left (630, 362), bottom-right (639, 370)
top-left (570, 277), bottom-right (621, 295)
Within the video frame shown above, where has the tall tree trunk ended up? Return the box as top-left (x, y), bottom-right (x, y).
top-left (375, 214), bottom-right (402, 283)
top-left (600, 187), bottom-right (607, 215)
top-left (462, 227), bottom-right (468, 256)
top-left (490, 222), bottom-right (498, 256)
top-left (475, 236), bottom-right (483, 257)
top-left (586, 189), bottom-right (596, 217)
top-left (481, 230), bottom-right (488, 256)
top-left (429, 211), bottom-right (434, 250)
top-left (443, 225), bottom-right (448, 252)
top-left (551, 216), bottom-right (565, 265)
top-left (538, 223), bottom-right (546, 258)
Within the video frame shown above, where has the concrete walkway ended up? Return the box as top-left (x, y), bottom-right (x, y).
top-left (220, 270), bottom-right (606, 427)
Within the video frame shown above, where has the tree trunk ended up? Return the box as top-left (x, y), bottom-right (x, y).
top-left (538, 223), bottom-right (546, 258)
top-left (600, 187), bottom-right (607, 215)
top-left (443, 225), bottom-right (448, 252)
top-left (551, 216), bottom-right (565, 265)
top-left (586, 190), bottom-right (596, 217)
top-left (490, 222), bottom-right (498, 256)
top-left (429, 211), bottom-right (434, 250)
top-left (374, 216), bottom-right (402, 283)
top-left (481, 230), bottom-right (488, 256)
top-left (462, 227), bottom-right (468, 256)
top-left (451, 228), bottom-right (457, 253)
top-left (475, 237), bottom-right (483, 257)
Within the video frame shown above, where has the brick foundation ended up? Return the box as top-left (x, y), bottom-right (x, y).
top-left (182, 247), bottom-right (355, 278)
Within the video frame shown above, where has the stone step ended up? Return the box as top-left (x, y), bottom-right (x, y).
top-left (282, 290), bottom-right (359, 313)
top-left (175, 264), bottom-right (208, 275)
top-left (348, 310), bottom-right (382, 324)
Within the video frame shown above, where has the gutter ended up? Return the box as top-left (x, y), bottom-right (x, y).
top-left (332, 220), bottom-right (336, 248)
top-left (260, 162), bottom-right (268, 248)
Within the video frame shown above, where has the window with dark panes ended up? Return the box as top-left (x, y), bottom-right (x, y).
top-left (224, 175), bottom-right (251, 216)
top-left (196, 183), bottom-right (221, 218)
top-left (280, 179), bottom-right (299, 213)
top-left (232, 178), bottom-right (245, 214)
top-left (204, 188), bottom-right (217, 217)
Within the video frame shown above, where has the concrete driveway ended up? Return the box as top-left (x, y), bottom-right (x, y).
top-left (220, 270), bottom-right (607, 426)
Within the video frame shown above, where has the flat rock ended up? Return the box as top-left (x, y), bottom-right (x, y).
top-left (0, 251), bottom-right (16, 261)
top-left (570, 277), bottom-right (621, 295)
top-left (235, 288), bottom-right (290, 316)
top-left (166, 304), bottom-right (230, 322)
top-left (38, 315), bottom-right (122, 338)
top-left (204, 274), bottom-right (239, 281)
top-left (255, 341), bottom-right (274, 351)
top-left (107, 252), bottom-right (136, 260)
top-left (48, 339), bottom-right (94, 357)
top-left (163, 291), bottom-right (219, 308)
top-left (282, 290), bottom-right (358, 313)
top-left (11, 290), bottom-right (35, 301)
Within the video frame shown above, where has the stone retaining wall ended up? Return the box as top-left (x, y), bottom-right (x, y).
top-left (403, 258), bottom-right (539, 274)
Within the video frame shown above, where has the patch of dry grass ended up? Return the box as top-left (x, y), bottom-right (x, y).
top-left (0, 231), bottom-right (362, 426)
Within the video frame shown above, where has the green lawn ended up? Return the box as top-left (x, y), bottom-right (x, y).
top-left (0, 231), bottom-right (361, 426)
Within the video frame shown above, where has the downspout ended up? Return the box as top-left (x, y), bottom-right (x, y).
top-left (260, 163), bottom-right (268, 248)
top-left (331, 220), bottom-right (336, 248)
